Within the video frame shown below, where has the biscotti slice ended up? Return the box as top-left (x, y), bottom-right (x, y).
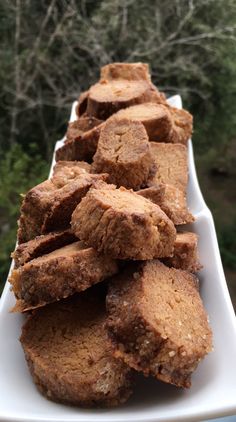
top-left (86, 62), bottom-right (164, 121)
top-left (139, 183), bottom-right (194, 225)
top-left (100, 62), bottom-right (151, 82)
top-left (164, 232), bottom-right (201, 272)
top-left (56, 123), bottom-right (104, 162)
top-left (10, 240), bottom-right (118, 311)
top-left (66, 117), bottom-right (103, 143)
top-left (106, 260), bottom-right (212, 388)
top-left (168, 106), bottom-right (193, 145)
top-left (150, 142), bottom-right (188, 193)
top-left (159, 184), bottom-right (194, 225)
top-left (12, 229), bottom-right (77, 268)
top-left (100, 63), bottom-right (166, 104)
top-left (17, 169), bottom-right (107, 243)
top-left (87, 79), bottom-right (160, 120)
top-left (111, 104), bottom-right (192, 145)
top-left (91, 118), bottom-right (155, 190)
top-left (20, 291), bottom-right (132, 407)
top-left (71, 183), bottom-right (176, 260)
top-left (110, 103), bottom-right (173, 142)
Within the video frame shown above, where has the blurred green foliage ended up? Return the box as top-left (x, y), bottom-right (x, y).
top-left (0, 145), bottom-right (48, 286)
top-left (0, 0), bottom-right (236, 294)
top-left (218, 223), bottom-right (236, 270)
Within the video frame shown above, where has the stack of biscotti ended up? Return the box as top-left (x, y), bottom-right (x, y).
top-left (10, 62), bottom-right (212, 408)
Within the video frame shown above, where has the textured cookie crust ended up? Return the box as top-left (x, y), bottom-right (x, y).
top-left (106, 260), bottom-right (212, 388)
top-left (56, 123), bottom-right (104, 162)
top-left (20, 292), bottom-right (132, 407)
top-left (71, 183), bottom-right (176, 260)
top-left (91, 118), bottom-right (154, 190)
top-left (10, 240), bottom-right (118, 310)
top-left (12, 229), bottom-right (77, 268)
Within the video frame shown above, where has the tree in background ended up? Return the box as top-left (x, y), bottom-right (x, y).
top-left (0, 0), bottom-right (236, 292)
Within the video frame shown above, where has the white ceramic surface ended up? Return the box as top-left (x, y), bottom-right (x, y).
top-left (0, 96), bottom-right (236, 422)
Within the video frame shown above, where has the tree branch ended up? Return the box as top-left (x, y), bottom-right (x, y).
top-left (10, 0), bottom-right (21, 146)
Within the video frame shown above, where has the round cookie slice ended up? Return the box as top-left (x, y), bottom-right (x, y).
top-left (111, 103), bottom-right (173, 141)
top-left (21, 291), bottom-right (133, 407)
top-left (71, 183), bottom-right (176, 260)
top-left (86, 79), bottom-right (155, 119)
top-left (91, 118), bottom-right (154, 190)
top-left (106, 260), bottom-right (213, 388)
top-left (10, 240), bottom-right (118, 311)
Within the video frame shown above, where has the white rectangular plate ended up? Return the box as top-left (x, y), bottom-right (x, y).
top-left (1, 96), bottom-right (236, 422)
